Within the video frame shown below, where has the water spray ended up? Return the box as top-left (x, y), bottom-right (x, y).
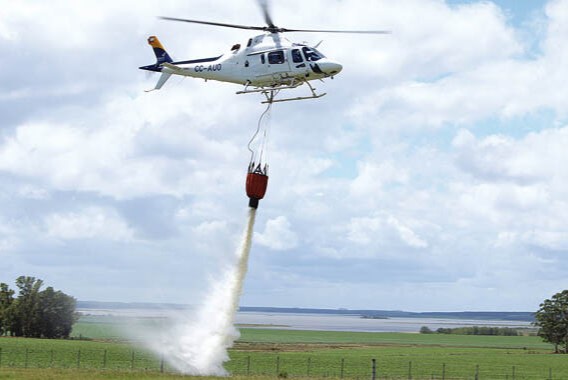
top-left (144, 96), bottom-right (274, 376)
top-left (148, 208), bottom-right (257, 376)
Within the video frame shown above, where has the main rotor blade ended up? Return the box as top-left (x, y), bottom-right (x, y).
top-left (257, 0), bottom-right (276, 29)
top-left (160, 16), bottom-right (267, 31)
top-left (281, 28), bottom-right (391, 34)
top-left (160, 16), bottom-right (391, 35)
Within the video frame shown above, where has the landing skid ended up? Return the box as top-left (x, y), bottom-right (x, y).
top-left (262, 92), bottom-right (326, 104)
top-left (236, 80), bottom-right (326, 104)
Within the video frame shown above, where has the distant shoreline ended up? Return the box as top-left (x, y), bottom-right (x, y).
top-left (77, 301), bottom-right (534, 322)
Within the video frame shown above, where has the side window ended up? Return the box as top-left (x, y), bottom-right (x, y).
top-left (302, 47), bottom-right (313, 61)
top-left (291, 49), bottom-right (303, 63)
top-left (260, 54), bottom-right (265, 64)
top-left (267, 50), bottom-right (285, 64)
top-left (302, 47), bottom-right (324, 62)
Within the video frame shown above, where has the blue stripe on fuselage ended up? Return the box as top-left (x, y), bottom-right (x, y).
top-left (139, 55), bottom-right (223, 73)
top-left (172, 55), bottom-right (223, 65)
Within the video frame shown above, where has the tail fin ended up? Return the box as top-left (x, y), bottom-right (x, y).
top-left (148, 36), bottom-right (173, 64)
top-left (139, 36), bottom-right (173, 73)
top-left (140, 36), bottom-right (175, 91)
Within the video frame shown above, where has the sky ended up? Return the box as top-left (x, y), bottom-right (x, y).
top-left (0, 0), bottom-right (566, 312)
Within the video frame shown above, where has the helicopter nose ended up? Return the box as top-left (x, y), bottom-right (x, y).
top-left (322, 60), bottom-right (343, 76)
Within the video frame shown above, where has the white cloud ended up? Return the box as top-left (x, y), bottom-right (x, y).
top-left (349, 161), bottom-right (408, 199)
top-left (45, 207), bottom-right (133, 241)
top-left (450, 126), bottom-right (568, 254)
top-left (17, 185), bottom-right (50, 200)
top-left (255, 216), bottom-right (298, 251)
top-left (0, 0), bottom-right (567, 311)
top-left (453, 127), bottom-right (568, 184)
top-left (347, 214), bottom-right (427, 251)
top-left (386, 216), bottom-right (429, 249)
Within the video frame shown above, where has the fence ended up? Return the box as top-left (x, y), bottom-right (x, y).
top-left (226, 354), bottom-right (560, 379)
top-left (0, 346), bottom-right (561, 379)
top-left (0, 346), bottom-right (163, 372)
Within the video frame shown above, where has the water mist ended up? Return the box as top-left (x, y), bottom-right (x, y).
top-left (146, 208), bottom-right (257, 375)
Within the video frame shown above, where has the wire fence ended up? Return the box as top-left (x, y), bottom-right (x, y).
top-left (226, 354), bottom-right (560, 380)
top-left (0, 346), bottom-right (562, 379)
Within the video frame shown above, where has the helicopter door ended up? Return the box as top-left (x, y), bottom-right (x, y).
top-left (246, 52), bottom-right (272, 84)
top-left (265, 50), bottom-right (291, 80)
top-left (290, 48), bottom-right (308, 75)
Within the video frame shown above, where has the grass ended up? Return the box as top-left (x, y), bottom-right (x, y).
top-left (0, 337), bottom-right (160, 371)
top-left (0, 368), bottom-right (292, 380)
top-left (0, 368), bottom-right (196, 379)
top-left (238, 328), bottom-right (552, 348)
top-left (228, 345), bottom-right (565, 379)
top-left (0, 320), bottom-right (564, 379)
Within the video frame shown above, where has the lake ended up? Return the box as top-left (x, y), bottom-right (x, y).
top-left (77, 307), bottom-right (532, 333)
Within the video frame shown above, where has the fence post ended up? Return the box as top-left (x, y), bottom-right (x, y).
top-left (50, 349), bottom-right (54, 368)
top-left (160, 354), bottom-right (164, 373)
top-left (276, 355), bottom-right (280, 376)
top-left (340, 357), bottom-right (345, 378)
top-left (474, 364), bottom-right (479, 380)
top-left (371, 358), bottom-right (377, 380)
top-left (549, 368), bottom-right (552, 380)
top-left (512, 365), bottom-right (515, 380)
top-left (246, 355), bottom-right (251, 376)
top-left (77, 349), bottom-right (81, 369)
top-left (307, 357), bottom-right (311, 377)
top-left (442, 363), bottom-right (445, 380)
top-left (0, 347), bottom-right (2, 368)
top-left (408, 361), bottom-right (412, 380)
top-left (25, 348), bottom-right (29, 368)
top-left (130, 350), bottom-right (135, 370)
top-left (103, 349), bottom-right (107, 369)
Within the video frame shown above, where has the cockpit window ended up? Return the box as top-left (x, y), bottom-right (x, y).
top-left (268, 50), bottom-right (285, 64)
top-left (302, 47), bottom-right (325, 62)
top-left (291, 49), bottom-right (303, 63)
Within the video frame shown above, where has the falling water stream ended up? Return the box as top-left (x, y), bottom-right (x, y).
top-left (148, 208), bottom-right (257, 375)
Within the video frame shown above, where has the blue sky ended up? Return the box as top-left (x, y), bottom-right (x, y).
top-left (0, 0), bottom-right (567, 311)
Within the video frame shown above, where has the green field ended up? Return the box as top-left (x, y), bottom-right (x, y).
top-left (239, 328), bottom-right (550, 348)
top-left (0, 319), bottom-right (565, 379)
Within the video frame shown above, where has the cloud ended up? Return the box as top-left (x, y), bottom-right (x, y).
top-left (0, 0), bottom-right (567, 311)
top-left (347, 214), bottom-right (427, 250)
top-left (45, 207), bottom-right (134, 241)
top-left (453, 127), bottom-right (568, 185)
top-left (255, 216), bottom-right (299, 251)
top-left (349, 161), bottom-right (409, 199)
top-left (450, 126), bottom-right (568, 254)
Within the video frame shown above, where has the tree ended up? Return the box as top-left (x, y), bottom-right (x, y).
top-left (0, 283), bottom-right (15, 335)
top-left (0, 276), bottom-right (77, 338)
top-left (11, 276), bottom-right (44, 337)
top-left (36, 286), bottom-right (77, 338)
top-left (535, 290), bottom-right (568, 353)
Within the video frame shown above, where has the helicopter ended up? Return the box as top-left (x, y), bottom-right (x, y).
top-left (140, 0), bottom-right (389, 103)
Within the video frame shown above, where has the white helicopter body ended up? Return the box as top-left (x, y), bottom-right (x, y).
top-left (141, 33), bottom-right (342, 101)
top-left (140, 2), bottom-right (387, 102)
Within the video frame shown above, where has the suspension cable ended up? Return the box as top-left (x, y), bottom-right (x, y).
top-left (247, 94), bottom-right (274, 162)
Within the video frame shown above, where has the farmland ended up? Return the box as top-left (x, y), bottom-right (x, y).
top-left (0, 317), bottom-right (565, 379)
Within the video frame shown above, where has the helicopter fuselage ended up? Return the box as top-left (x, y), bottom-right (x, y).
top-left (141, 33), bottom-right (342, 90)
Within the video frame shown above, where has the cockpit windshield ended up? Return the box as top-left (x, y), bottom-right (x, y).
top-left (302, 47), bottom-right (325, 62)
